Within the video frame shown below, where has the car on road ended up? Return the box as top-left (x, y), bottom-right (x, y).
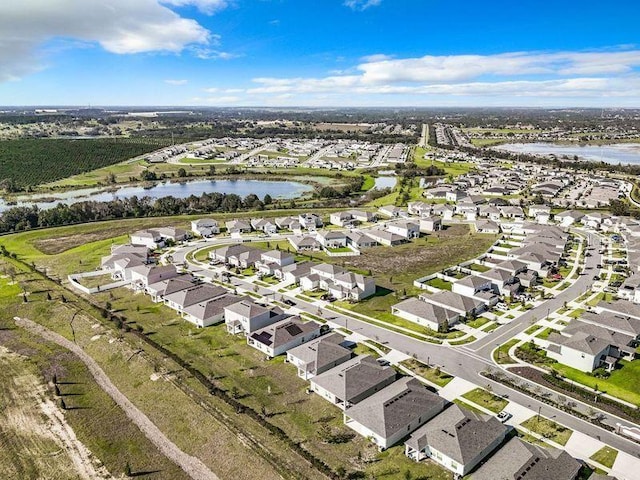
top-left (496, 411), bottom-right (512, 423)
top-left (283, 299), bottom-right (296, 306)
top-left (593, 275), bottom-right (600, 281)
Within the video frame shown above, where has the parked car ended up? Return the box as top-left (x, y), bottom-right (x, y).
top-left (496, 411), bottom-right (512, 423)
top-left (283, 299), bottom-right (296, 306)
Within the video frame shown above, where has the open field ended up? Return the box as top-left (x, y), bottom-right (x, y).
top-left (0, 278), bottom-right (190, 480)
top-left (336, 224), bottom-right (497, 292)
top-left (0, 138), bottom-right (174, 188)
top-left (88, 286), bottom-right (452, 478)
top-left (0, 260), bottom-right (312, 480)
top-left (1, 254), bottom-right (451, 480)
top-left (0, 346), bottom-right (105, 480)
top-left (412, 146), bottom-right (474, 176)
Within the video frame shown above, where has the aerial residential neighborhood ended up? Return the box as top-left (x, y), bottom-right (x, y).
top-left (1, 2), bottom-right (640, 480)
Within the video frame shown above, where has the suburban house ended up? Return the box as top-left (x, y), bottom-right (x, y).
top-left (419, 291), bottom-right (485, 319)
top-left (102, 255), bottom-right (147, 281)
top-left (346, 231), bottom-right (378, 249)
top-left (130, 229), bottom-right (164, 249)
top-left (163, 284), bottom-right (227, 315)
top-left (225, 219), bottom-right (252, 235)
top-left (250, 218), bottom-right (278, 235)
top-left (419, 216), bottom-right (442, 232)
top-left (330, 211), bottom-right (356, 227)
top-left (146, 275), bottom-right (197, 302)
top-left (310, 355), bottom-right (396, 410)
top-left (478, 268), bottom-right (520, 297)
top-left (367, 228), bottom-right (406, 247)
top-left (471, 437), bottom-right (581, 480)
top-left (555, 210), bottom-right (584, 227)
top-left (317, 230), bottom-right (348, 249)
top-left (343, 377), bottom-right (447, 450)
top-left (248, 317), bottom-right (323, 357)
top-left (210, 244), bottom-right (258, 265)
top-left (544, 320), bottom-right (637, 372)
top-left (404, 404), bottom-right (508, 476)
top-left (256, 249), bottom-right (295, 275)
top-left (129, 264), bottom-right (180, 290)
top-left (408, 201), bottom-right (433, 217)
top-left (191, 218), bottom-right (219, 237)
top-left (301, 264), bottom-right (376, 301)
top-left (286, 332), bottom-right (352, 380)
top-left (277, 261), bottom-right (317, 284)
top-left (298, 213), bottom-right (323, 231)
top-left (451, 275), bottom-right (493, 298)
top-left (474, 220), bottom-right (500, 234)
top-left (391, 297), bottom-right (459, 332)
top-left (288, 235), bottom-right (321, 252)
top-left (224, 300), bottom-right (285, 334)
top-left (585, 308), bottom-right (640, 340)
top-left (387, 220), bottom-right (420, 239)
top-left (182, 293), bottom-right (247, 328)
top-left (378, 205), bottom-right (405, 218)
top-left (529, 205), bottom-right (552, 224)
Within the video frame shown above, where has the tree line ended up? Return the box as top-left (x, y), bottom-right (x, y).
top-left (0, 192), bottom-right (277, 234)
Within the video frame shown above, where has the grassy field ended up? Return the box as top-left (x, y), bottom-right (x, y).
top-left (328, 224), bottom-right (497, 293)
top-left (589, 446), bottom-right (618, 468)
top-left (0, 260), bottom-right (316, 480)
top-left (0, 278), bottom-right (191, 480)
top-left (86, 284), bottom-right (450, 478)
top-left (552, 360), bottom-right (640, 406)
top-left (521, 416), bottom-right (573, 446)
top-left (0, 138), bottom-right (175, 188)
top-left (461, 388), bottom-right (508, 413)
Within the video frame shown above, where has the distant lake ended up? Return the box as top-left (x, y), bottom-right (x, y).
top-left (494, 142), bottom-right (640, 165)
top-left (0, 179), bottom-right (314, 213)
top-left (373, 176), bottom-right (397, 190)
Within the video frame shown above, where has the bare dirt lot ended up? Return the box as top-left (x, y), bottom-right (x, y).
top-left (0, 346), bottom-right (112, 480)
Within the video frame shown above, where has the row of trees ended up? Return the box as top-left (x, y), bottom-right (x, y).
top-left (0, 192), bottom-right (277, 234)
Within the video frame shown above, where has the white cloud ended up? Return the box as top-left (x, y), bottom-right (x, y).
top-left (0, 0), bottom-right (220, 82)
top-left (165, 79), bottom-right (188, 85)
top-left (193, 95), bottom-right (243, 104)
top-left (344, 0), bottom-right (382, 11)
top-left (356, 50), bottom-right (640, 84)
top-left (161, 0), bottom-right (228, 15)
top-left (216, 49), bottom-right (640, 105)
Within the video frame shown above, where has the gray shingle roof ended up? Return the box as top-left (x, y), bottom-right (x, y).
top-left (405, 404), bottom-right (508, 465)
top-left (345, 377), bottom-right (446, 439)
top-left (471, 437), bottom-right (581, 480)
top-left (310, 355), bottom-right (396, 404)
top-left (286, 332), bottom-right (352, 375)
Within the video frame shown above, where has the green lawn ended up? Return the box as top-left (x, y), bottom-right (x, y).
top-left (400, 359), bottom-right (453, 387)
top-left (521, 416), bottom-right (573, 446)
top-left (466, 317), bottom-right (491, 329)
top-left (590, 446), bottom-right (618, 468)
top-left (552, 360), bottom-right (640, 406)
top-left (461, 388), bottom-right (508, 413)
top-left (469, 263), bottom-right (491, 272)
top-left (493, 339), bottom-right (520, 364)
top-left (426, 277), bottom-right (453, 291)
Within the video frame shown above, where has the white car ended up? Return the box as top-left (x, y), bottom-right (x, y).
top-left (496, 411), bottom-right (512, 423)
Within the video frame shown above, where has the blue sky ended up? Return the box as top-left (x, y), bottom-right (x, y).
top-left (1, 0), bottom-right (639, 107)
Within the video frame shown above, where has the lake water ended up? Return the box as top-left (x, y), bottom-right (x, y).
top-left (494, 142), bottom-right (640, 165)
top-left (0, 179), bottom-right (314, 213)
top-left (373, 176), bottom-right (397, 190)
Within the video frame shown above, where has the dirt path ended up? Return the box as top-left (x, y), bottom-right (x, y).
top-left (0, 346), bottom-right (112, 480)
top-left (15, 317), bottom-right (220, 480)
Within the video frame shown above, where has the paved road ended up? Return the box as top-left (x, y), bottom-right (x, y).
top-left (176, 230), bottom-right (640, 458)
top-left (15, 317), bottom-right (220, 480)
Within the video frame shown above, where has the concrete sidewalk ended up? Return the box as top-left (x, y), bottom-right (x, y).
top-left (437, 377), bottom-right (477, 402)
